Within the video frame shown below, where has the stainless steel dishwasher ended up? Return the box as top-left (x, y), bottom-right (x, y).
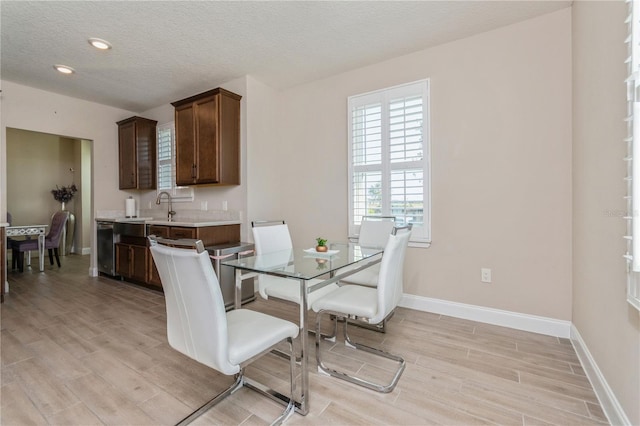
top-left (97, 221), bottom-right (118, 276)
top-left (207, 242), bottom-right (256, 310)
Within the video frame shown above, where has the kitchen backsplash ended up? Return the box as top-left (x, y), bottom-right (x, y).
top-left (96, 208), bottom-right (241, 222)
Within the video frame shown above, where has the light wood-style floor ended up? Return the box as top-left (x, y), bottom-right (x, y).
top-left (1, 254), bottom-right (608, 425)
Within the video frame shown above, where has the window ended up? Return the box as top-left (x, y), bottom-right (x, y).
top-left (157, 122), bottom-right (193, 201)
top-left (348, 79), bottom-right (431, 246)
top-left (626, 0), bottom-right (640, 310)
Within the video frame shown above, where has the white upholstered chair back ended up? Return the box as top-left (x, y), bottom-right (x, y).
top-left (252, 222), bottom-right (293, 254)
top-left (358, 216), bottom-right (396, 248)
top-left (372, 225), bottom-right (412, 325)
top-left (150, 243), bottom-right (238, 375)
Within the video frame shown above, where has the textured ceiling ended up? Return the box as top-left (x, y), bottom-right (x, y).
top-left (1, 1), bottom-right (571, 112)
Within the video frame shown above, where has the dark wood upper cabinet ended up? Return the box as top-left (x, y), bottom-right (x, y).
top-left (171, 88), bottom-right (241, 186)
top-left (117, 116), bottom-right (158, 190)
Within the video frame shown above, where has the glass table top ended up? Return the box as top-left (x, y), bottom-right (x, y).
top-left (221, 242), bottom-right (383, 281)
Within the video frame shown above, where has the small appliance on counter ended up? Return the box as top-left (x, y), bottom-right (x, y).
top-left (125, 196), bottom-right (136, 218)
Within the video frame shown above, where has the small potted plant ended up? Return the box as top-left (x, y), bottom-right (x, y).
top-left (316, 237), bottom-right (328, 252)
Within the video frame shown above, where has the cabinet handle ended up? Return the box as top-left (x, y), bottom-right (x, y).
top-left (192, 164), bottom-right (196, 179)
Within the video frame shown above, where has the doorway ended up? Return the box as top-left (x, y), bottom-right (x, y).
top-left (6, 127), bottom-right (92, 258)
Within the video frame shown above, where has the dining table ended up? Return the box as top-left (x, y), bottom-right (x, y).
top-left (222, 242), bottom-right (384, 416)
top-left (5, 224), bottom-right (48, 272)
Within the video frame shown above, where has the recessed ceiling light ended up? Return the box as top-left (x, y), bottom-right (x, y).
top-left (53, 64), bottom-right (75, 75)
top-left (88, 37), bottom-right (112, 50)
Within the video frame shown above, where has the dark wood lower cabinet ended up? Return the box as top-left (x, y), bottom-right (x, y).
top-left (115, 242), bottom-right (149, 284)
top-left (137, 224), bottom-right (241, 289)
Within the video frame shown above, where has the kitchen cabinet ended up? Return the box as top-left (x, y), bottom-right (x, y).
top-left (117, 116), bottom-right (158, 190)
top-left (116, 241), bottom-right (148, 283)
top-left (147, 224), bottom-right (240, 287)
top-left (171, 88), bottom-right (241, 186)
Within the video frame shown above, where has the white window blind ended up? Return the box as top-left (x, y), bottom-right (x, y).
top-left (625, 0), bottom-right (640, 310)
top-left (348, 79), bottom-right (431, 246)
top-left (157, 124), bottom-right (173, 191)
top-left (156, 122), bottom-right (193, 201)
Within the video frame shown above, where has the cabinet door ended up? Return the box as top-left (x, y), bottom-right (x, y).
top-left (135, 119), bottom-right (157, 190)
top-left (115, 243), bottom-right (131, 277)
top-left (148, 253), bottom-right (162, 288)
top-left (194, 95), bottom-right (219, 184)
top-left (118, 121), bottom-right (137, 189)
top-left (175, 104), bottom-right (196, 186)
top-left (130, 245), bottom-right (148, 283)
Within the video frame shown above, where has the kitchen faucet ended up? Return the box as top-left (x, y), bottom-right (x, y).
top-left (156, 191), bottom-right (176, 222)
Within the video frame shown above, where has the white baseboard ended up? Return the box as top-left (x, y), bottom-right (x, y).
top-left (570, 325), bottom-right (631, 426)
top-left (399, 294), bottom-right (571, 338)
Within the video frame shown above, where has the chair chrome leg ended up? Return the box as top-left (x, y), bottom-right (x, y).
top-left (315, 310), bottom-right (405, 394)
top-left (271, 337), bottom-right (297, 426)
top-left (347, 309), bottom-right (395, 333)
top-left (176, 373), bottom-right (244, 426)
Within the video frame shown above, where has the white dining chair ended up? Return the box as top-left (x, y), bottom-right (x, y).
top-left (149, 236), bottom-right (299, 425)
top-left (251, 220), bottom-right (338, 307)
top-left (342, 215), bottom-right (396, 288)
top-left (312, 224), bottom-right (412, 393)
top-left (341, 216), bottom-right (397, 333)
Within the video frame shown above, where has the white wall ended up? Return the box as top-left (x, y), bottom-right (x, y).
top-left (572, 1), bottom-right (640, 424)
top-left (272, 9), bottom-right (573, 320)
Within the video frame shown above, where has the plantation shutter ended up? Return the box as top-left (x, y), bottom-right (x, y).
top-left (348, 79), bottom-right (431, 245)
top-left (157, 124), bottom-right (173, 191)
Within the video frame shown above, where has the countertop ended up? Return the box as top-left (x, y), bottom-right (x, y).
top-left (95, 217), bottom-right (241, 227)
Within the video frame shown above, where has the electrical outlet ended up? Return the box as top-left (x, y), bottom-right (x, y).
top-left (481, 268), bottom-right (492, 283)
top-left (222, 200), bottom-right (228, 211)
top-left (200, 201), bottom-right (208, 211)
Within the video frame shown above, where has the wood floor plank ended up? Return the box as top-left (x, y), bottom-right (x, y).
top-left (65, 373), bottom-right (157, 424)
top-left (45, 401), bottom-right (104, 425)
top-left (1, 381), bottom-right (49, 425)
top-left (9, 357), bottom-right (81, 417)
top-left (1, 329), bottom-right (36, 366)
top-left (81, 348), bottom-right (161, 403)
top-left (26, 337), bottom-right (91, 381)
top-left (1, 255), bottom-right (609, 426)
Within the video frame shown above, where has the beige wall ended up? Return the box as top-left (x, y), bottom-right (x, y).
top-left (6, 128), bottom-right (93, 254)
top-left (275, 9), bottom-right (573, 320)
top-left (572, 1), bottom-right (640, 424)
top-left (245, 76), bottom-right (285, 227)
top-left (0, 80), bottom-right (137, 272)
top-left (6, 128), bottom-right (77, 226)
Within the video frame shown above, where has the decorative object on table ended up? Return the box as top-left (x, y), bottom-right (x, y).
top-left (303, 247), bottom-right (340, 256)
top-left (51, 172), bottom-right (77, 255)
top-left (315, 237), bottom-right (328, 252)
top-left (51, 183), bottom-right (78, 210)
